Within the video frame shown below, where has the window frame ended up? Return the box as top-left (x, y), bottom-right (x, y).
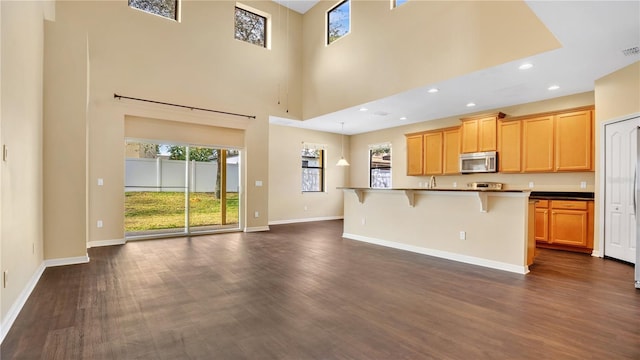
top-left (301, 148), bottom-right (326, 193)
top-left (128, 0), bottom-right (180, 21)
top-left (234, 3), bottom-right (271, 49)
top-left (327, 0), bottom-right (351, 45)
top-left (369, 144), bottom-right (392, 189)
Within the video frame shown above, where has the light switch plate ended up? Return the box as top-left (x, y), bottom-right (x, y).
top-left (255, 180), bottom-right (263, 187)
top-left (98, 178), bottom-right (104, 186)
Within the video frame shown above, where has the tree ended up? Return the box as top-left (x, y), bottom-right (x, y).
top-left (168, 146), bottom-right (214, 162)
top-left (128, 0), bottom-right (177, 19)
top-left (234, 7), bottom-right (266, 47)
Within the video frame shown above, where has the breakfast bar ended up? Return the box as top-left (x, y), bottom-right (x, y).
top-left (340, 187), bottom-right (533, 274)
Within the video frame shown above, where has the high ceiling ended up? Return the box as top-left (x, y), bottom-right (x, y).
top-left (270, 1), bottom-right (640, 135)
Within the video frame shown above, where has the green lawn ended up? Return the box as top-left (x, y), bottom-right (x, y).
top-left (125, 192), bottom-right (239, 232)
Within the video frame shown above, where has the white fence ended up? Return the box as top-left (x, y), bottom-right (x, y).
top-left (125, 158), bottom-right (239, 193)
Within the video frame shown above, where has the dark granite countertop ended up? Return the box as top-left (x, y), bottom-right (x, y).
top-left (529, 191), bottom-right (594, 201)
top-left (338, 187), bottom-right (526, 193)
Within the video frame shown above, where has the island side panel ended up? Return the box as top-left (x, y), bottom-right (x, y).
top-left (342, 191), bottom-right (529, 274)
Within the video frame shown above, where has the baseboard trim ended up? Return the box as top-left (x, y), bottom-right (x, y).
top-left (591, 250), bottom-right (603, 257)
top-left (87, 238), bottom-right (126, 248)
top-left (244, 226), bottom-right (270, 233)
top-left (44, 255), bottom-right (90, 268)
top-left (269, 216), bottom-right (343, 225)
top-left (343, 233), bottom-right (529, 275)
top-left (0, 262), bottom-right (45, 344)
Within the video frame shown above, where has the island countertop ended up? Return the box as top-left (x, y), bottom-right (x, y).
top-left (337, 187), bottom-right (527, 193)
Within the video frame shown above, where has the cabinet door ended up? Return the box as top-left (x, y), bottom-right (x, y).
top-left (406, 134), bottom-right (424, 176)
top-left (424, 132), bottom-right (443, 175)
top-left (550, 209), bottom-right (588, 247)
top-left (461, 120), bottom-right (479, 153)
top-left (443, 128), bottom-right (460, 174)
top-left (522, 116), bottom-right (554, 172)
top-left (534, 208), bottom-right (549, 243)
top-left (497, 120), bottom-right (521, 173)
top-left (555, 110), bottom-right (592, 171)
top-left (478, 117), bottom-right (497, 152)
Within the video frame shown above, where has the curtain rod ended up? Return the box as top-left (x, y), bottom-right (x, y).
top-left (113, 93), bottom-right (256, 119)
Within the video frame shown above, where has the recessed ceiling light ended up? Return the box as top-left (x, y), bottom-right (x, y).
top-left (466, 102), bottom-right (476, 107)
top-left (359, 107), bottom-right (368, 112)
top-left (548, 85), bottom-right (560, 91)
top-left (518, 63), bottom-right (533, 70)
top-left (400, 116), bottom-right (407, 120)
top-left (427, 88), bottom-right (439, 93)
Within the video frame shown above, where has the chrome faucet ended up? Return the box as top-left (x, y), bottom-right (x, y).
top-left (429, 176), bottom-right (436, 189)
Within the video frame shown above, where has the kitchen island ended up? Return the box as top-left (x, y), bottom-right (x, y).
top-left (340, 187), bottom-right (533, 274)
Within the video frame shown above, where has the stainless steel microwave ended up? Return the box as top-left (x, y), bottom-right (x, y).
top-left (460, 151), bottom-right (498, 174)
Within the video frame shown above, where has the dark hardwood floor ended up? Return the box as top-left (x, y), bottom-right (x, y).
top-left (2, 220), bottom-right (638, 359)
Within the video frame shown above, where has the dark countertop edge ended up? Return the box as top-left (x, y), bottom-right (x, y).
top-left (337, 187), bottom-right (526, 193)
top-left (529, 191), bottom-right (594, 200)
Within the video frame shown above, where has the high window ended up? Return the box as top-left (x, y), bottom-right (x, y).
top-left (327, 0), bottom-right (350, 45)
top-left (302, 147), bottom-right (325, 192)
top-left (370, 144), bottom-right (391, 188)
top-left (128, 0), bottom-right (179, 21)
top-left (392, 0), bottom-right (409, 9)
top-left (235, 5), bottom-right (268, 48)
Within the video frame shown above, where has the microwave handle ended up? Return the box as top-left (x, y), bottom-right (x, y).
top-left (485, 157), bottom-right (489, 169)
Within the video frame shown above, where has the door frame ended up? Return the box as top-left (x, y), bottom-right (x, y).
top-left (598, 112), bottom-right (640, 261)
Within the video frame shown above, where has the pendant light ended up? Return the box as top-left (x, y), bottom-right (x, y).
top-left (336, 122), bottom-right (350, 166)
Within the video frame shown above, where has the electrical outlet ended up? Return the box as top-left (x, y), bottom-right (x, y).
top-left (304, 205), bottom-right (308, 211)
top-left (98, 178), bottom-right (104, 186)
top-left (97, 220), bottom-right (103, 228)
top-left (453, 182), bottom-right (457, 188)
top-left (255, 180), bottom-right (263, 187)
top-left (580, 181), bottom-right (587, 189)
top-left (528, 182), bottom-right (534, 189)
top-left (361, 217), bottom-right (366, 225)
top-left (254, 211), bottom-right (259, 218)
top-left (459, 231), bottom-right (466, 240)
top-left (418, 182), bottom-right (423, 188)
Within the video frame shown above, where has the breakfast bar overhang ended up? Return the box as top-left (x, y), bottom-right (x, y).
top-left (340, 188), bottom-right (534, 274)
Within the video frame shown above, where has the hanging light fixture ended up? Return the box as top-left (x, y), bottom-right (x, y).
top-left (336, 122), bottom-right (350, 166)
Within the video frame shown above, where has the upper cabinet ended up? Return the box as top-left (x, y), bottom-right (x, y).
top-left (406, 134), bottom-right (424, 176)
top-left (554, 110), bottom-right (593, 171)
top-left (460, 113), bottom-right (505, 153)
top-left (443, 127), bottom-right (461, 175)
top-left (522, 115), bottom-right (555, 172)
top-left (406, 127), bottom-right (460, 176)
top-left (497, 120), bottom-right (521, 173)
top-left (424, 132), bottom-right (443, 175)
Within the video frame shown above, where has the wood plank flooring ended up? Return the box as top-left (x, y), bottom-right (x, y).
top-left (2, 220), bottom-right (639, 359)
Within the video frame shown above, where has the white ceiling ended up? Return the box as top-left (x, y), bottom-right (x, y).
top-left (270, 1), bottom-right (640, 135)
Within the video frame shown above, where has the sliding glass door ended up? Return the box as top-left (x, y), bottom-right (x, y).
top-left (124, 140), bottom-right (240, 239)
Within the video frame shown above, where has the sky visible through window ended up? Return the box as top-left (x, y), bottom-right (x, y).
top-left (328, 0), bottom-right (350, 44)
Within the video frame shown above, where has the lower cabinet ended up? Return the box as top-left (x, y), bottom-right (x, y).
top-left (535, 199), bottom-right (594, 253)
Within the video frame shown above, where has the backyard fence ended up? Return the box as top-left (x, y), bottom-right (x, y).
top-left (125, 158), bottom-right (239, 193)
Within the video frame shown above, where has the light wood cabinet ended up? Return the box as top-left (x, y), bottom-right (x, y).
top-left (497, 120), bottom-right (521, 173)
top-left (460, 113), bottom-right (504, 153)
top-left (522, 116), bottom-right (554, 172)
top-left (534, 200), bottom-right (549, 242)
top-left (443, 127), bottom-right (461, 175)
top-left (555, 110), bottom-right (593, 171)
top-left (406, 134), bottom-right (424, 176)
top-left (424, 132), bottom-right (443, 175)
top-left (406, 127), bottom-right (460, 176)
top-left (536, 199), bottom-right (594, 253)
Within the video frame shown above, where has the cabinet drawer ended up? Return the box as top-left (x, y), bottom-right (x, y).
top-left (551, 200), bottom-right (587, 210)
top-left (535, 200), bottom-right (549, 208)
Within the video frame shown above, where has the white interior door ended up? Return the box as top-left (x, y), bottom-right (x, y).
top-left (604, 118), bottom-right (639, 263)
